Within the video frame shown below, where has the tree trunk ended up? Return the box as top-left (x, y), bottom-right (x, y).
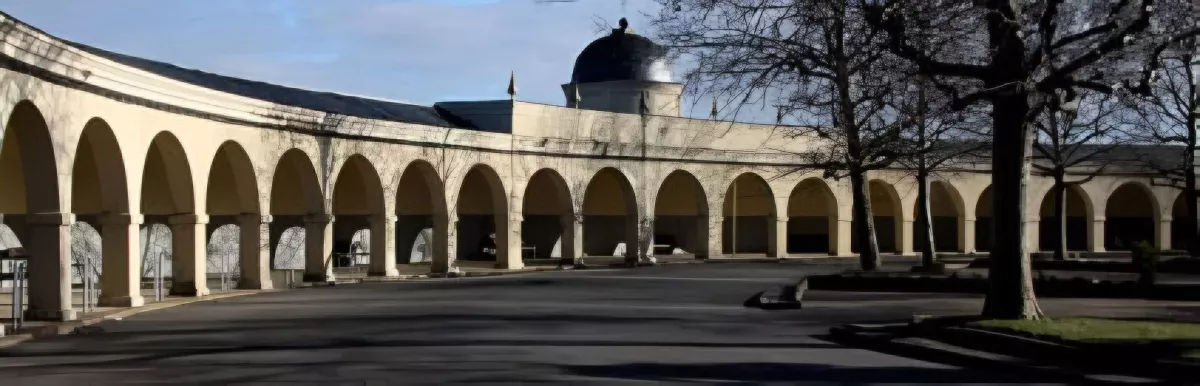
top-left (981, 93), bottom-right (1044, 320)
top-left (1186, 104), bottom-right (1199, 257)
top-left (850, 169), bottom-right (882, 270)
top-left (1052, 170), bottom-right (1068, 261)
top-left (917, 171), bottom-right (936, 267)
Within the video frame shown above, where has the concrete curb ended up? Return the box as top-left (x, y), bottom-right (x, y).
top-left (0, 290), bottom-right (262, 349)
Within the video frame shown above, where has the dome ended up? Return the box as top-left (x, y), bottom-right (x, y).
top-left (571, 18), bottom-right (673, 84)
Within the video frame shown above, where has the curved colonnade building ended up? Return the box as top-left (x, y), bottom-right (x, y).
top-left (0, 15), bottom-right (1190, 321)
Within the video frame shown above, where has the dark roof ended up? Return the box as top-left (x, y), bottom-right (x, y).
top-left (571, 19), bottom-right (672, 84)
top-left (62, 41), bottom-right (469, 128)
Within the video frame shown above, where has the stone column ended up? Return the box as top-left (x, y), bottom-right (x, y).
top-left (767, 216), bottom-right (787, 258)
top-left (961, 218), bottom-right (976, 253)
top-left (168, 214), bottom-right (210, 297)
top-left (98, 213), bottom-right (144, 307)
top-left (1157, 217), bottom-right (1172, 251)
top-left (559, 216), bottom-right (583, 265)
top-left (831, 218), bottom-right (852, 256)
top-left (705, 215), bottom-right (723, 258)
top-left (1087, 217), bottom-right (1105, 253)
top-left (898, 219), bottom-right (914, 255)
top-left (303, 214), bottom-right (334, 283)
top-left (25, 212), bottom-right (77, 321)
top-left (368, 214), bottom-right (399, 277)
top-left (238, 214), bottom-right (273, 289)
top-left (431, 214), bottom-right (457, 274)
top-left (1026, 220), bottom-right (1042, 252)
top-left (623, 213), bottom-right (641, 265)
top-left (637, 216), bottom-right (657, 264)
top-left (497, 214), bottom-right (525, 270)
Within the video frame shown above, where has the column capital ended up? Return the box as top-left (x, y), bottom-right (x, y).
top-left (304, 213), bottom-right (335, 224)
top-left (1092, 216), bottom-right (1106, 222)
top-left (773, 216), bottom-right (789, 223)
top-left (27, 212), bottom-right (74, 225)
top-left (168, 213), bottom-right (209, 225)
top-left (1160, 216), bottom-right (1173, 222)
top-left (240, 213), bottom-right (273, 224)
top-left (100, 213), bottom-right (144, 226)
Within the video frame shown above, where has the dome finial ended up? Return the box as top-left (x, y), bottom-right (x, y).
top-left (507, 71), bottom-right (517, 100)
top-left (619, 17), bottom-right (629, 30)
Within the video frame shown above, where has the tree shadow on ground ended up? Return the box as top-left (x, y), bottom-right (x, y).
top-left (558, 361), bottom-right (1061, 383)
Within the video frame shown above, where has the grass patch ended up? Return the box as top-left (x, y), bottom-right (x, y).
top-left (969, 318), bottom-right (1200, 360)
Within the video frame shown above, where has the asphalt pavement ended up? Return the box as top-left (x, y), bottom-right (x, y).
top-left (0, 262), bottom-right (1110, 384)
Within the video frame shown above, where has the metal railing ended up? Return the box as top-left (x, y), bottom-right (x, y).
top-left (2, 248), bottom-right (29, 331)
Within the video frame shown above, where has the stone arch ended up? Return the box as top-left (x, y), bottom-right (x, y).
top-left (204, 140), bottom-right (270, 289)
top-left (1037, 184), bottom-right (1092, 252)
top-left (395, 160), bottom-right (448, 269)
top-left (455, 163), bottom-right (512, 267)
top-left (331, 154), bottom-right (386, 270)
top-left (72, 118), bottom-right (130, 215)
top-left (141, 131), bottom-right (196, 215)
top-left (270, 149), bottom-right (325, 216)
top-left (722, 172), bottom-right (776, 255)
top-left (72, 118), bottom-right (141, 306)
top-left (522, 168), bottom-right (574, 259)
top-left (853, 179), bottom-right (902, 253)
top-left (787, 177), bottom-right (838, 254)
top-left (141, 131), bottom-right (205, 296)
top-left (267, 149), bottom-right (324, 282)
top-left (975, 185), bottom-right (994, 251)
top-left (206, 141), bottom-right (260, 215)
top-left (0, 100), bottom-right (62, 217)
top-left (654, 170), bottom-right (710, 257)
top-left (1104, 182), bottom-right (1159, 250)
top-left (582, 167), bottom-right (639, 257)
top-left (912, 180), bottom-right (965, 252)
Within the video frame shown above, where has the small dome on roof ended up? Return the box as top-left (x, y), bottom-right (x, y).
top-left (571, 18), bottom-right (673, 84)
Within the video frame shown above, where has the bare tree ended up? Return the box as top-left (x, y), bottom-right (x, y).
top-left (1033, 92), bottom-right (1132, 261)
top-left (1129, 40), bottom-right (1199, 255)
top-left (893, 79), bottom-right (989, 270)
top-left (862, 0), bottom-right (1200, 319)
top-left (651, 0), bottom-right (915, 271)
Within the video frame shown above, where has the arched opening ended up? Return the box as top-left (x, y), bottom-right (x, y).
top-left (912, 181), bottom-right (963, 252)
top-left (0, 101), bottom-right (71, 319)
top-left (852, 180), bottom-right (901, 253)
top-left (69, 221), bottom-right (102, 301)
top-left (1105, 183), bottom-right (1157, 250)
top-left (331, 155), bottom-right (385, 270)
top-left (395, 161), bottom-right (446, 268)
top-left (205, 141), bottom-right (264, 288)
top-left (722, 173), bottom-right (775, 255)
top-left (582, 167), bottom-right (639, 257)
top-left (522, 169), bottom-right (573, 259)
top-left (654, 170), bottom-right (708, 257)
top-left (1171, 193), bottom-right (1190, 251)
top-left (71, 118), bottom-right (141, 306)
top-left (455, 164), bottom-right (509, 265)
top-left (206, 224), bottom-right (240, 291)
top-left (141, 131), bottom-right (199, 296)
top-left (269, 149), bottom-right (325, 280)
top-left (787, 178), bottom-right (837, 254)
top-left (1037, 185), bottom-right (1089, 251)
top-left (273, 226), bottom-right (305, 270)
top-left (975, 186), bottom-right (993, 252)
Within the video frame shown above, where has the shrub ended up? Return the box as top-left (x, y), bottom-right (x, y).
top-left (1131, 241), bottom-right (1160, 288)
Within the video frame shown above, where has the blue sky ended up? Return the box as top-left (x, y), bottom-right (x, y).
top-left (0, 0), bottom-right (755, 120)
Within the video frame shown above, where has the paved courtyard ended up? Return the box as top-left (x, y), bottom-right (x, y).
top-left (1, 262), bottom-right (1196, 384)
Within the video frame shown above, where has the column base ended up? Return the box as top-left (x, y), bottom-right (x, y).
top-left (368, 268), bottom-right (401, 278)
top-left (169, 283), bottom-right (211, 297)
top-left (302, 273), bottom-right (332, 283)
top-left (26, 308), bottom-right (78, 322)
top-left (98, 295), bottom-right (145, 308)
top-left (237, 278), bottom-right (275, 290)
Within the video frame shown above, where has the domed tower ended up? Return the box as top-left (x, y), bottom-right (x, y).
top-left (563, 18), bottom-right (683, 116)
